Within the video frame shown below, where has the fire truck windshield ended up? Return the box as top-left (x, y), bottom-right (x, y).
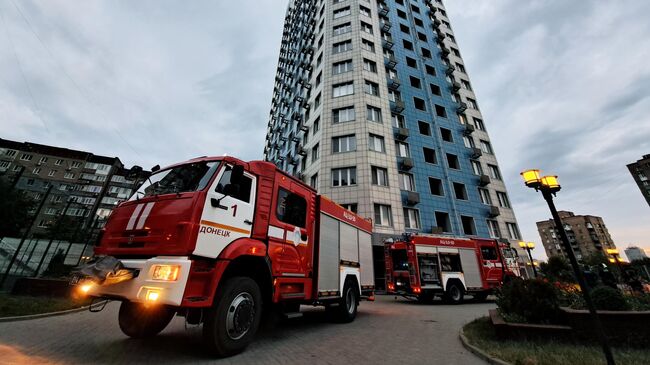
top-left (130, 161), bottom-right (219, 200)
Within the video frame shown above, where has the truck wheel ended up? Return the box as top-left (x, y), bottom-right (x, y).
top-left (444, 282), bottom-right (464, 304)
top-left (332, 279), bottom-right (359, 323)
top-left (118, 301), bottom-right (175, 338)
top-left (203, 276), bottom-right (262, 357)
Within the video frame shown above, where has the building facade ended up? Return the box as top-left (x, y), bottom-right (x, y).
top-left (624, 246), bottom-right (648, 262)
top-left (537, 211), bottom-right (617, 262)
top-left (0, 138), bottom-right (149, 238)
top-left (627, 154), bottom-right (650, 207)
top-left (263, 0), bottom-right (526, 287)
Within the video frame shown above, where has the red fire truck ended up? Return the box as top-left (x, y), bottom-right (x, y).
top-left (385, 234), bottom-right (516, 303)
top-left (74, 156), bottom-right (374, 356)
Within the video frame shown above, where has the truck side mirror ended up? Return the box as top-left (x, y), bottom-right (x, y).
top-left (230, 165), bottom-right (245, 185)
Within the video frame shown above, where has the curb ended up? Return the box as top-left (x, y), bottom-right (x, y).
top-left (0, 301), bottom-right (108, 323)
top-left (459, 326), bottom-right (511, 365)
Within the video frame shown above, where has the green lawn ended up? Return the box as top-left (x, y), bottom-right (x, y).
top-left (0, 294), bottom-right (90, 318)
top-left (463, 317), bottom-right (650, 365)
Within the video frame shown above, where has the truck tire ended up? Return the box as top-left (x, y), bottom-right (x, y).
top-left (203, 276), bottom-right (263, 357)
top-left (444, 282), bottom-right (464, 304)
top-left (118, 301), bottom-right (175, 338)
top-left (332, 278), bottom-right (359, 323)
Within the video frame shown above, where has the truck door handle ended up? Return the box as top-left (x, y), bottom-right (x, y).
top-left (244, 219), bottom-right (253, 225)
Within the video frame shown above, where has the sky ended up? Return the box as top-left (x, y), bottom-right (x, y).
top-left (1, 0), bottom-right (648, 260)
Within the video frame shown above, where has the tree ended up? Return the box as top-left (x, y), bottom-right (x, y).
top-left (539, 255), bottom-right (575, 283)
top-left (0, 179), bottom-right (35, 238)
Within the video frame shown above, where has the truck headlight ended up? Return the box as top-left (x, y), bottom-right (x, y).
top-left (151, 265), bottom-right (180, 281)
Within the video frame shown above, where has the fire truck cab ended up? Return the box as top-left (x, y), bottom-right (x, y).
top-left (385, 234), bottom-right (516, 303)
top-left (76, 156), bottom-right (374, 356)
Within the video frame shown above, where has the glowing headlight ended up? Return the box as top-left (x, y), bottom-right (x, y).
top-left (151, 265), bottom-right (180, 281)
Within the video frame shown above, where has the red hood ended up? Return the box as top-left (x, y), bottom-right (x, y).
top-left (96, 192), bottom-right (205, 257)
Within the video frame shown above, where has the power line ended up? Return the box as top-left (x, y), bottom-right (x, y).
top-left (0, 3), bottom-right (51, 132)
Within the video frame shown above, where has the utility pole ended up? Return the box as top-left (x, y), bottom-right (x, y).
top-left (0, 185), bottom-right (53, 288)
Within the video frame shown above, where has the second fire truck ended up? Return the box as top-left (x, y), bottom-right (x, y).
top-left (385, 234), bottom-right (517, 303)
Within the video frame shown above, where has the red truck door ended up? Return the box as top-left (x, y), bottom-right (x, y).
top-left (267, 176), bottom-right (315, 278)
top-left (478, 241), bottom-right (503, 286)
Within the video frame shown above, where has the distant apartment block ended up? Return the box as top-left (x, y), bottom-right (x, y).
top-left (537, 211), bottom-right (617, 262)
top-left (624, 246), bottom-right (648, 262)
top-left (627, 154), bottom-right (650, 207)
top-left (0, 138), bottom-right (149, 237)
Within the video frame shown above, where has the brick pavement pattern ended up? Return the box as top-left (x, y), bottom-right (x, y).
top-left (0, 295), bottom-right (492, 364)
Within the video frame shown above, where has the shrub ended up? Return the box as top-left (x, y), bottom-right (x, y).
top-left (590, 286), bottom-right (629, 311)
top-left (496, 278), bottom-right (561, 324)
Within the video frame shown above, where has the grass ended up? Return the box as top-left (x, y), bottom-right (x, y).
top-left (463, 317), bottom-right (650, 365)
top-left (0, 294), bottom-right (90, 318)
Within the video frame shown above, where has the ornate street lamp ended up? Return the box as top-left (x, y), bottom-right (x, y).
top-left (518, 241), bottom-right (537, 277)
top-left (521, 169), bottom-right (616, 365)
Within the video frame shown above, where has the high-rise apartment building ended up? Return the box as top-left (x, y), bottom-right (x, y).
top-left (624, 246), bottom-right (648, 262)
top-left (627, 154), bottom-right (650, 207)
top-left (264, 0), bottom-right (526, 286)
top-left (537, 211), bottom-right (617, 262)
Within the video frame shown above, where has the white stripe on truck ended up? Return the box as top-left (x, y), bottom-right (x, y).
top-left (126, 203), bottom-right (145, 230)
top-left (135, 202), bottom-right (155, 229)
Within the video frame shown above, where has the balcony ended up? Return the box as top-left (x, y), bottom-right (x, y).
top-left (445, 64), bottom-right (455, 75)
top-left (394, 127), bottom-right (409, 140)
top-left (400, 157), bottom-right (414, 170)
top-left (488, 205), bottom-right (500, 217)
top-left (378, 5), bottom-right (389, 17)
top-left (451, 81), bottom-right (461, 92)
top-left (387, 76), bottom-right (401, 90)
top-left (391, 100), bottom-right (405, 113)
top-left (470, 147), bottom-right (483, 159)
top-left (381, 19), bottom-right (392, 32)
top-left (463, 124), bottom-right (475, 136)
top-left (384, 55), bottom-right (397, 69)
top-left (405, 191), bottom-right (420, 206)
top-left (382, 36), bottom-right (394, 50)
top-left (456, 102), bottom-right (468, 113)
top-left (479, 174), bottom-right (491, 186)
top-left (297, 147), bottom-right (307, 156)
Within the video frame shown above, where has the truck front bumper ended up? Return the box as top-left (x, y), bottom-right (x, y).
top-left (85, 256), bottom-right (192, 307)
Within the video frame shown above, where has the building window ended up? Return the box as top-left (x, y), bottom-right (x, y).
top-left (506, 222), bottom-right (521, 240)
top-left (0, 161), bottom-right (10, 169)
top-left (333, 6), bottom-right (351, 19)
top-left (453, 182), bottom-right (468, 200)
top-left (20, 153), bottom-right (33, 161)
top-left (332, 167), bottom-right (357, 187)
top-left (461, 216), bottom-right (476, 235)
top-left (406, 56), bottom-right (417, 68)
top-left (399, 173), bottom-right (415, 191)
top-left (414, 97), bottom-right (426, 111)
top-left (421, 47), bottom-right (432, 58)
top-left (478, 188), bottom-right (491, 205)
top-left (435, 212), bottom-right (451, 232)
top-left (359, 5), bottom-right (371, 17)
top-left (364, 80), bottom-right (379, 96)
top-left (392, 114), bottom-right (405, 128)
top-left (333, 106), bottom-right (356, 123)
top-left (332, 134), bottom-right (356, 153)
top-left (333, 81), bottom-right (354, 97)
top-left (366, 105), bottom-right (382, 123)
top-left (425, 65), bottom-right (436, 76)
top-left (404, 208), bottom-right (420, 229)
top-left (446, 154), bottom-right (460, 170)
top-left (403, 39), bottom-right (414, 50)
top-left (418, 121), bottom-right (431, 135)
top-left (361, 38), bottom-right (375, 52)
top-left (312, 143), bottom-right (320, 163)
top-left (314, 93), bottom-right (321, 109)
top-left (313, 117), bottom-right (320, 134)
top-left (333, 59), bottom-right (353, 74)
top-left (461, 79), bottom-right (472, 90)
top-left (5, 149), bottom-right (17, 157)
top-left (487, 220), bottom-right (501, 238)
top-left (423, 147), bottom-right (437, 164)
top-left (310, 174), bottom-right (319, 189)
top-left (71, 161), bottom-right (82, 168)
top-left (333, 22), bottom-right (352, 36)
top-left (471, 160), bottom-right (483, 175)
top-left (467, 98), bottom-right (478, 109)
top-left (399, 23), bottom-right (410, 34)
top-left (373, 204), bottom-right (393, 226)
top-left (409, 76), bottom-right (421, 89)
top-left (417, 32), bottom-right (427, 42)
top-left (429, 177), bottom-right (443, 196)
top-left (464, 136), bottom-right (476, 148)
top-left (473, 118), bottom-right (485, 130)
top-left (64, 172), bottom-right (75, 179)
top-left (363, 58), bottom-right (377, 73)
top-left (488, 164), bottom-right (502, 180)
top-left (32, 167), bottom-right (41, 175)
top-left (430, 83), bottom-right (441, 96)
top-left (497, 191), bottom-right (511, 208)
top-left (396, 141), bottom-right (410, 157)
top-left (371, 166), bottom-right (389, 186)
top-left (480, 140), bottom-right (493, 154)
top-left (369, 134), bottom-right (385, 153)
top-left (340, 203), bottom-right (357, 213)
top-left (360, 21), bottom-right (373, 34)
top-left (39, 157), bottom-right (48, 163)
top-left (440, 128), bottom-right (453, 142)
top-left (333, 40), bottom-right (353, 54)
top-left (434, 104), bottom-right (447, 118)
top-left (456, 62), bottom-right (466, 73)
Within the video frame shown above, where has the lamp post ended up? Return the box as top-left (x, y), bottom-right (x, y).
top-left (521, 169), bottom-right (616, 365)
top-left (518, 241), bottom-right (537, 277)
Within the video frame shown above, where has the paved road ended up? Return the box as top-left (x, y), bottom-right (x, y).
top-left (0, 295), bottom-right (493, 364)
